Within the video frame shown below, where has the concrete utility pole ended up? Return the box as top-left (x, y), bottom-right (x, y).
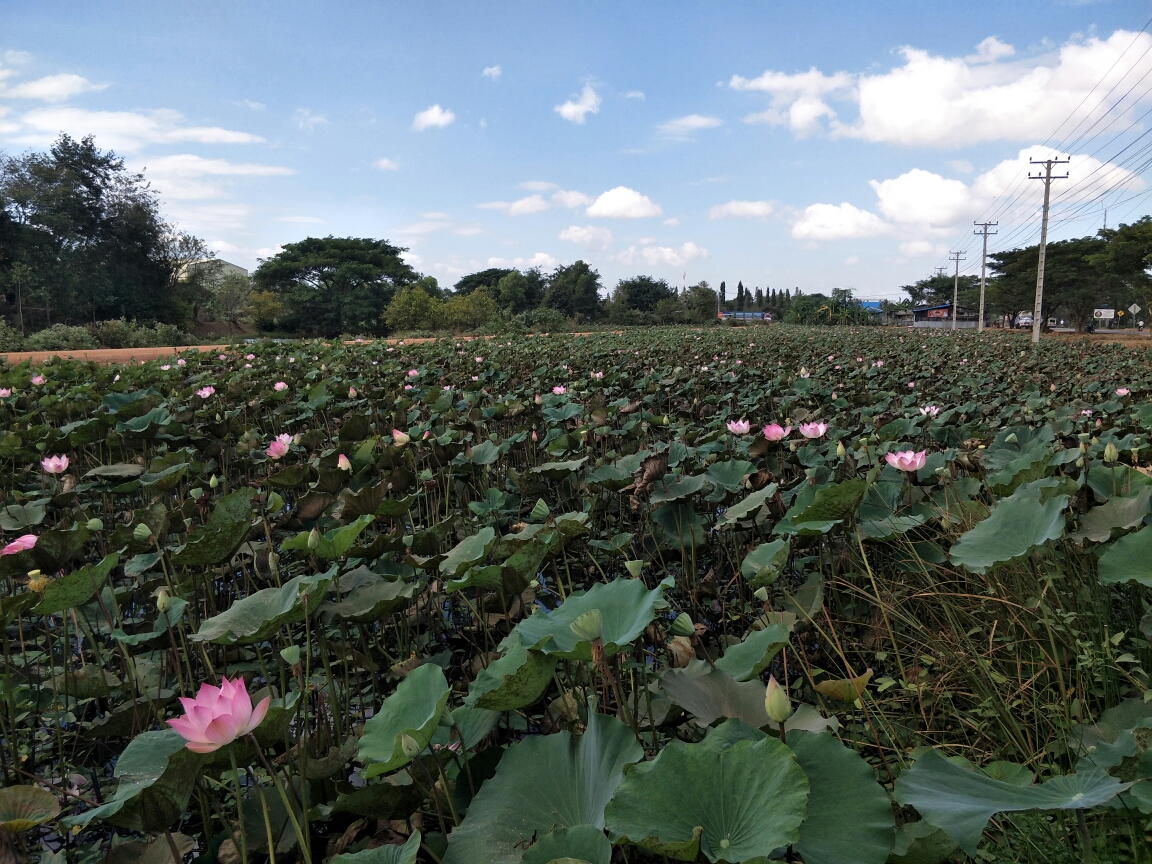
top-left (949, 251), bottom-right (965, 330)
top-left (1029, 156), bottom-right (1070, 344)
top-left (974, 221), bottom-right (998, 333)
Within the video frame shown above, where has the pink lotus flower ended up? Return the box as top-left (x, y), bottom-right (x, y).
top-left (762, 423), bottom-right (791, 441)
top-left (475, 357), bottom-right (483, 363)
top-left (30, 376), bottom-right (45, 386)
top-left (799, 422), bottom-right (827, 439)
top-left (553, 386), bottom-right (566, 395)
top-left (407, 369), bottom-right (418, 378)
top-left (274, 381), bottom-right (288, 391)
top-left (885, 449), bottom-right (927, 472)
top-left (798, 368), bottom-right (810, 379)
top-left (907, 382), bottom-right (915, 389)
top-left (0, 389), bottom-right (11, 398)
top-left (160, 365), bottom-right (171, 371)
top-left (592, 371), bottom-right (604, 379)
top-left (348, 386), bottom-right (357, 398)
top-left (404, 384), bottom-right (413, 390)
top-left (266, 433), bottom-right (292, 460)
top-left (166, 676), bottom-right (270, 754)
top-left (245, 354), bottom-right (255, 361)
top-left (337, 454), bottom-right (352, 471)
top-left (1117, 387), bottom-right (1130, 396)
top-left (41, 455), bottom-right (69, 474)
top-left (919, 405), bottom-right (940, 417)
top-left (177, 359), bottom-right (186, 366)
top-left (726, 419), bottom-right (751, 435)
top-left (218, 354), bottom-right (227, 361)
top-left (392, 429), bottom-right (411, 445)
top-left (1, 534), bottom-right (37, 556)
top-left (1082, 409), bottom-right (1093, 416)
top-left (196, 386), bottom-right (215, 399)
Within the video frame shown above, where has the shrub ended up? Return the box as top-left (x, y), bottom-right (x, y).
top-left (22, 325), bottom-right (99, 351)
top-left (384, 286), bottom-right (442, 331)
top-left (442, 291), bottom-right (498, 332)
top-left (0, 320), bottom-right (23, 352)
top-left (524, 306), bottom-right (567, 332)
top-left (86, 319), bottom-right (194, 349)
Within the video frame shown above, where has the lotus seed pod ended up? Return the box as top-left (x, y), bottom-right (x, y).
top-left (764, 675), bottom-right (792, 724)
top-left (669, 613), bottom-right (695, 638)
top-left (624, 560), bottom-right (644, 578)
top-left (1104, 441), bottom-right (1119, 463)
top-left (280, 646), bottom-right (301, 666)
top-left (400, 733), bottom-right (422, 758)
top-left (133, 523), bottom-right (152, 542)
top-left (753, 586), bottom-right (769, 601)
top-left (1004, 433), bottom-right (1018, 445)
top-left (307, 527), bottom-right (320, 550)
top-left (86, 518), bottom-right (103, 532)
top-left (27, 572), bottom-right (48, 593)
top-left (569, 609), bottom-right (604, 642)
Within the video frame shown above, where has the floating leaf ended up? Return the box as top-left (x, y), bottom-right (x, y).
top-left (1071, 486), bottom-right (1152, 543)
top-left (319, 576), bottom-right (422, 624)
top-left (740, 539), bottom-right (789, 588)
top-left (172, 488), bottom-right (256, 567)
top-left (281, 514), bottom-right (375, 560)
top-left (440, 527), bottom-right (497, 577)
top-left (34, 553), bottom-right (118, 615)
top-left (358, 664), bottom-right (450, 778)
top-left (193, 571), bottom-right (333, 644)
top-left (1097, 524), bottom-right (1152, 587)
top-left (660, 660), bottom-right (769, 728)
top-left (718, 483), bottom-right (777, 527)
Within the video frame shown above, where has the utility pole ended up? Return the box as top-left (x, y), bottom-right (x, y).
top-left (933, 266), bottom-right (946, 278)
top-left (949, 251), bottom-right (965, 330)
top-left (973, 221), bottom-right (998, 333)
top-left (1028, 156), bottom-right (1070, 345)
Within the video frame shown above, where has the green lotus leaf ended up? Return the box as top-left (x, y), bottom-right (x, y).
top-left (949, 491), bottom-right (1068, 574)
top-left (894, 749), bottom-right (1130, 856)
top-left (510, 576), bottom-right (673, 661)
top-left (604, 733), bottom-right (809, 862)
top-left (319, 576), bottom-right (423, 623)
top-left (740, 538), bottom-right (789, 589)
top-left (464, 642), bottom-right (556, 711)
top-left (519, 825), bottom-right (611, 864)
top-left (358, 663), bottom-right (450, 778)
top-left (281, 514), bottom-right (375, 560)
top-left (439, 527), bottom-right (497, 577)
top-left (714, 623), bottom-right (791, 681)
top-left (652, 501), bottom-right (708, 550)
top-left (34, 552), bottom-right (118, 615)
top-left (443, 713), bottom-right (642, 864)
top-left (192, 570), bottom-right (334, 644)
top-left (0, 786), bottom-right (60, 832)
top-left (62, 730), bottom-right (203, 833)
top-left (1071, 486), bottom-right (1152, 543)
top-left (660, 660), bottom-right (770, 727)
top-left (887, 821), bottom-right (958, 864)
top-left (331, 831), bottom-right (420, 864)
top-left (704, 459), bottom-right (756, 492)
top-left (172, 488), bottom-right (257, 567)
top-left (1097, 524), bottom-right (1152, 586)
top-left (718, 483), bottom-right (777, 527)
top-left (649, 474), bottom-right (710, 504)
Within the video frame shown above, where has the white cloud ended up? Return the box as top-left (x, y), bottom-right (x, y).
top-left (558, 225), bottom-right (613, 251)
top-left (657, 114), bottom-right (722, 139)
top-left (373, 157), bottom-right (399, 170)
top-left (397, 212), bottom-right (453, 235)
top-left (519, 180), bottom-right (557, 191)
top-left (663, 217), bottom-right (680, 226)
top-left (616, 241), bottom-right (708, 267)
top-left (413, 104), bottom-right (455, 130)
top-left (166, 203), bottom-right (252, 232)
top-left (624, 91), bottom-right (645, 100)
top-left (477, 200), bottom-right (511, 211)
top-left (555, 85), bottom-right (601, 124)
top-left (552, 189), bottom-right (593, 209)
top-left (507, 195), bottom-right (551, 215)
top-left (899, 240), bottom-right (946, 257)
top-left (708, 200), bottom-right (774, 219)
top-left (487, 252), bottom-right (559, 269)
top-left (278, 216), bottom-right (324, 224)
top-left (132, 154), bottom-right (293, 200)
top-left (236, 99), bottom-right (265, 110)
top-left (844, 256), bottom-right (860, 265)
top-left (293, 109), bottom-right (328, 131)
top-left (483, 65), bottom-right (502, 80)
top-left (401, 250), bottom-right (423, 267)
top-left (730, 29), bottom-right (1152, 146)
top-left (586, 186), bottom-right (662, 218)
top-left (948, 159), bottom-right (974, 173)
top-left (791, 203), bottom-right (889, 240)
top-left (1, 73), bottom-right (105, 101)
top-left (11, 106), bottom-right (262, 151)
top-left (870, 168), bottom-right (971, 227)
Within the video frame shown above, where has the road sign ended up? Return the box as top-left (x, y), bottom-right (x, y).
top-left (1130, 303), bottom-right (1142, 315)
top-left (1094, 308), bottom-right (1116, 319)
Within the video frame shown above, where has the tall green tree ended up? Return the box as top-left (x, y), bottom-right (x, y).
top-left (613, 275), bottom-right (674, 312)
top-left (252, 237), bottom-right (417, 336)
top-left (543, 260), bottom-right (603, 320)
top-left (989, 237), bottom-right (1117, 332)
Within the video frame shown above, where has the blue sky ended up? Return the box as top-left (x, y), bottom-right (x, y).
top-left (3, 1), bottom-right (1151, 298)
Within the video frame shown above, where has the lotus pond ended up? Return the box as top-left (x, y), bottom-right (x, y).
top-left (0, 325), bottom-right (1149, 864)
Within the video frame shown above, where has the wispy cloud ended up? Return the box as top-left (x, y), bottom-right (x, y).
top-left (555, 85), bottom-right (600, 124)
top-left (294, 109), bottom-right (329, 131)
top-left (482, 65), bottom-right (502, 80)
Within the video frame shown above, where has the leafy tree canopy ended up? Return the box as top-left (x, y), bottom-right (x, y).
top-left (614, 275), bottom-right (675, 312)
top-left (543, 260), bottom-right (603, 320)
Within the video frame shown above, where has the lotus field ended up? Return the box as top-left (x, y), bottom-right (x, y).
top-left (0, 325), bottom-right (1150, 864)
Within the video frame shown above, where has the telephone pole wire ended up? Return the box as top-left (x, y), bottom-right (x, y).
top-left (973, 221), bottom-right (998, 333)
top-left (1028, 156), bottom-right (1070, 344)
top-left (949, 251), bottom-right (965, 331)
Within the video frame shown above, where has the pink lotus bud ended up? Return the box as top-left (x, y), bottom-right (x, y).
top-left (31, 376), bottom-right (45, 386)
top-left (1117, 387), bottom-right (1130, 396)
top-left (245, 354), bottom-right (255, 360)
top-left (799, 422), bottom-right (827, 439)
top-left (392, 429), bottom-right (411, 445)
top-left (726, 419), bottom-right (750, 435)
top-left (884, 449), bottom-right (927, 472)
top-left (274, 381), bottom-right (288, 391)
top-left (348, 386), bottom-right (357, 398)
top-left (337, 454), bottom-right (352, 471)
top-left (762, 423), bottom-right (791, 441)
top-left (166, 676), bottom-right (270, 753)
top-left (41, 455), bottom-right (69, 474)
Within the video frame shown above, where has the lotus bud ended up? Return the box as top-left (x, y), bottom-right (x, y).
top-left (337, 453), bottom-right (352, 471)
top-left (669, 613), bottom-right (695, 638)
top-left (1076, 457), bottom-right (1085, 468)
top-left (789, 441), bottom-right (797, 452)
top-left (86, 518), bottom-right (103, 532)
top-left (569, 609), bottom-right (604, 643)
top-left (753, 586), bottom-right (769, 601)
top-left (392, 429), bottom-right (410, 446)
top-left (307, 527), bottom-right (320, 550)
top-left (764, 675), bottom-right (792, 724)
top-left (1079, 441), bottom-right (1088, 453)
top-left (280, 646), bottom-right (301, 666)
top-left (624, 560), bottom-right (644, 578)
top-left (836, 441), bottom-right (846, 459)
top-left (1104, 441), bottom-right (1119, 464)
top-left (156, 588), bottom-right (171, 614)
top-left (1132, 448), bottom-right (1141, 464)
top-left (400, 733), bottom-right (422, 758)
top-left (534, 394), bottom-right (543, 405)
top-left (1004, 433), bottom-right (1018, 445)
top-left (133, 523), bottom-right (152, 542)
top-left (209, 474), bottom-right (219, 489)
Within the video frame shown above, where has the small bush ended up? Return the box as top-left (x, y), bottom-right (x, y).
top-left (0, 320), bottom-right (23, 352)
top-left (22, 325), bottom-right (99, 351)
top-left (524, 307), bottom-right (567, 332)
top-left (86, 319), bottom-right (194, 349)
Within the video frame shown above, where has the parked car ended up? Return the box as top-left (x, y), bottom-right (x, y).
top-left (1015, 314), bottom-right (1033, 329)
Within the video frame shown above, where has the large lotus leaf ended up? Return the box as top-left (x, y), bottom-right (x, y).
top-left (32, 523), bottom-right (90, 571)
top-left (894, 749), bottom-right (1130, 856)
top-left (773, 485), bottom-right (840, 536)
top-left (0, 499), bottom-right (45, 531)
top-left (192, 571), bottom-right (334, 644)
top-left (1071, 486), bottom-right (1152, 543)
top-left (358, 663), bottom-right (450, 778)
top-left (34, 553), bottom-right (118, 615)
top-left (331, 831), bottom-right (420, 864)
top-left (104, 833), bottom-right (196, 864)
top-left (330, 776), bottom-right (425, 820)
top-left (740, 539), bottom-right (789, 589)
top-left (464, 642), bottom-right (556, 711)
top-left (984, 439), bottom-right (1051, 494)
top-left (719, 483), bottom-right (777, 527)
top-left (319, 577), bottom-right (423, 624)
top-left (84, 463), bottom-right (147, 481)
top-left (714, 624), bottom-right (791, 681)
top-left (519, 825), bottom-right (611, 864)
top-left (0, 786), bottom-right (60, 832)
top-left (797, 478), bottom-right (867, 523)
top-left (63, 729), bottom-right (203, 833)
top-left (1097, 524), bottom-right (1152, 587)
top-left (510, 576), bottom-right (673, 661)
top-left (705, 459), bottom-right (756, 493)
top-left (116, 406), bottom-right (173, 437)
top-left (660, 661), bottom-right (769, 727)
top-left (268, 464), bottom-right (315, 489)
top-left (450, 706), bottom-right (501, 749)
top-left (112, 597), bottom-right (189, 646)
top-left (1069, 698), bottom-right (1152, 755)
top-left (887, 821), bottom-right (958, 864)
top-left (949, 492), bottom-right (1068, 574)
top-left (787, 730), bottom-right (894, 864)
top-left (531, 457), bottom-right (588, 479)
top-left (140, 462), bottom-right (189, 492)
top-left (172, 488), bottom-right (256, 567)
top-left (281, 514), bottom-right (375, 560)
top-left (443, 713), bottom-right (642, 864)
top-left (440, 527), bottom-right (497, 577)
top-left (1087, 463), bottom-right (1152, 502)
top-left (604, 734), bottom-right (809, 862)
top-left (652, 502), bottom-right (708, 551)
top-left (650, 474), bottom-right (710, 504)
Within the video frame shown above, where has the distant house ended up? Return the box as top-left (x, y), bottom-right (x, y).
top-left (911, 302), bottom-right (978, 329)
